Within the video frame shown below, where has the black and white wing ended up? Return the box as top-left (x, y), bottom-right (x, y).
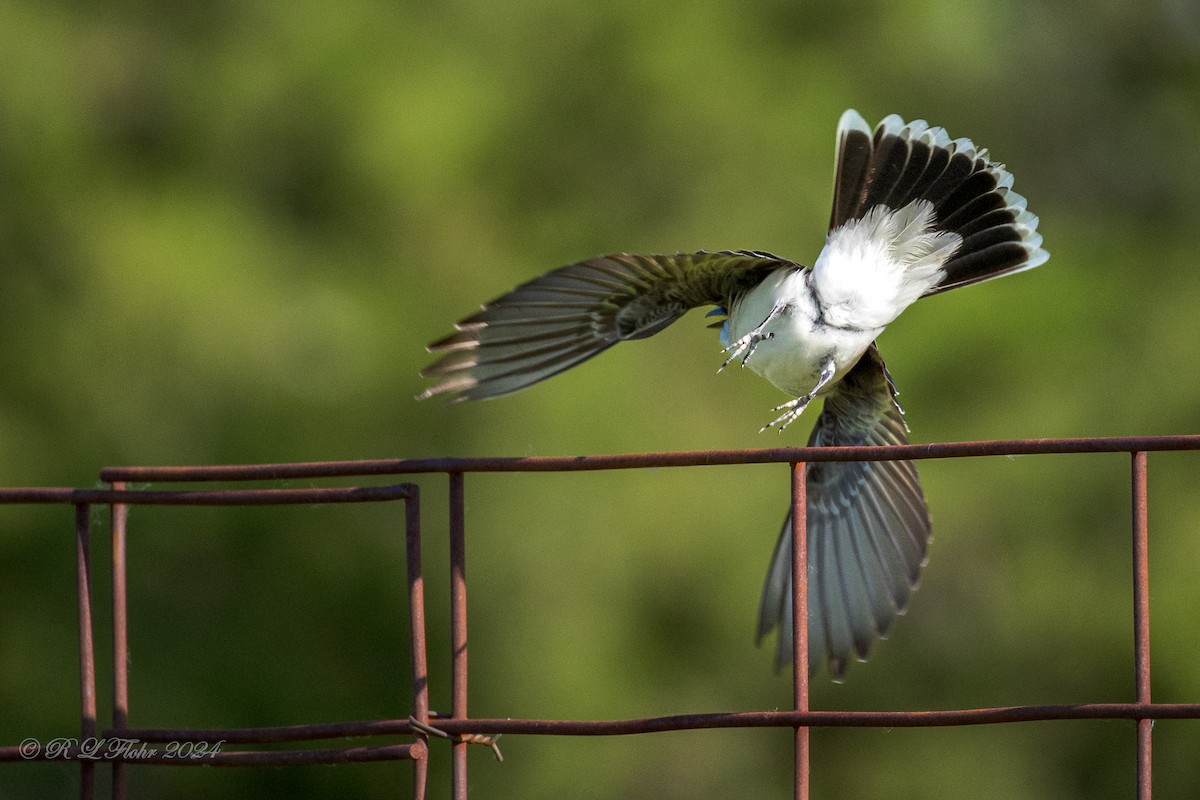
top-left (757, 344), bottom-right (931, 680)
top-left (831, 109), bottom-right (1048, 293)
top-left (420, 251), bottom-right (795, 401)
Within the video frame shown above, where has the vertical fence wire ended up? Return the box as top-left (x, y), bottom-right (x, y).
top-left (790, 462), bottom-right (809, 800)
top-left (74, 503), bottom-right (96, 800)
top-left (1131, 451), bottom-right (1152, 799)
top-left (449, 472), bottom-right (469, 800)
top-left (406, 488), bottom-right (430, 800)
top-left (110, 484), bottom-right (129, 800)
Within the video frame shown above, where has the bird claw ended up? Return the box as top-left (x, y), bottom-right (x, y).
top-left (758, 358), bottom-right (837, 433)
top-left (718, 301), bottom-right (787, 372)
top-left (760, 395), bottom-right (813, 432)
top-left (719, 330), bottom-right (774, 371)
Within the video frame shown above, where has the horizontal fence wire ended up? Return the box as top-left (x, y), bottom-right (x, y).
top-left (0, 435), bottom-right (1197, 798)
top-left (95, 433), bottom-right (1200, 481)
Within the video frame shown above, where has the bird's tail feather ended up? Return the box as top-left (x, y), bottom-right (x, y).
top-left (831, 110), bottom-right (1048, 295)
top-left (756, 345), bottom-right (931, 681)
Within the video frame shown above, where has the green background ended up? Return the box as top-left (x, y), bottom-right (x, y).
top-left (2, 1), bottom-right (1200, 797)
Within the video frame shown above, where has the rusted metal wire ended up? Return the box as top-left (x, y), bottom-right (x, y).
top-left (110, 485), bottom-right (129, 799)
top-left (790, 462), bottom-right (809, 800)
top-left (6, 741), bottom-right (425, 766)
top-left (94, 433), bottom-right (1200, 482)
top-left (103, 720), bottom-right (415, 743)
top-left (449, 471), bottom-right (470, 800)
top-left (405, 702), bottom-right (1200, 733)
top-left (74, 503), bottom-right (96, 798)
top-left (0, 696), bottom-right (1184, 759)
top-left (0, 435), bottom-right (1196, 798)
top-left (6, 699), bottom-right (1200, 761)
top-left (406, 487), bottom-right (431, 800)
top-left (1132, 451), bottom-right (1152, 800)
top-left (408, 716), bottom-right (504, 762)
top-left (0, 484), bottom-right (415, 505)
top-left (0, 482), bottom-right (429, 799)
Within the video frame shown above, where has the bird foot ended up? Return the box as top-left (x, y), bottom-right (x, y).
top-left (760, 395), bottom-right (814, 432)
top-left (718, 301), bottom-right (787, 372)
top-left (720, 330), bottom-right (774, 371)
top-left (758, 358), bottom-right (838, 433)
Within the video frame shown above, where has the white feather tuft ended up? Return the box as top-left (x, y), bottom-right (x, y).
top-left (812, 201), bottom-right (961, 331)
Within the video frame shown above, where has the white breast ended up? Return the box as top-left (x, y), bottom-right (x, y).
top-left (723, 202), bottom-right (960, 401)
top-left (725, 268), bottom-right (879, 398)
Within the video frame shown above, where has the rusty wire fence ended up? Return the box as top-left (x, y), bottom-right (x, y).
top-left (2, 434), bottom-right (1200, 799)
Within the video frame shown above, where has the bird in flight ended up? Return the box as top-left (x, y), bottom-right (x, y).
top-left (420, 110), bottom-right (1048, 680)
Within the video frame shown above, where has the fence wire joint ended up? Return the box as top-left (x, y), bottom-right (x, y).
top-left (408, 716), bottom-right (504, 762)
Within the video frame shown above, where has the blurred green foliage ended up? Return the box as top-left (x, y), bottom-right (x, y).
top-left (2, 0), bottom-right (1200, 797)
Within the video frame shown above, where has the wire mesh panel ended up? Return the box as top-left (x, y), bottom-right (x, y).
top-left (0, 484), bottom-right (429, 799)
top-left (1, 435), bottom-right (1199, 797)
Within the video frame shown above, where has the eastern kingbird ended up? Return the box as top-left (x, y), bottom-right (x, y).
top-left (419, 110), bottom-right (1048, 680)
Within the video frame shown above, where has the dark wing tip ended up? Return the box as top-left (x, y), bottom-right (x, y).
top-left (418, 251), bottom-right (794, 402)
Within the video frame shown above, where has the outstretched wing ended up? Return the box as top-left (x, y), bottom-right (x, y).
top-left (830, 109), bottom-right (1048, 293)
top-left (420, 250), bottom-right (795, 401)
top-left (757, 344), bottom-right (931, 680)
